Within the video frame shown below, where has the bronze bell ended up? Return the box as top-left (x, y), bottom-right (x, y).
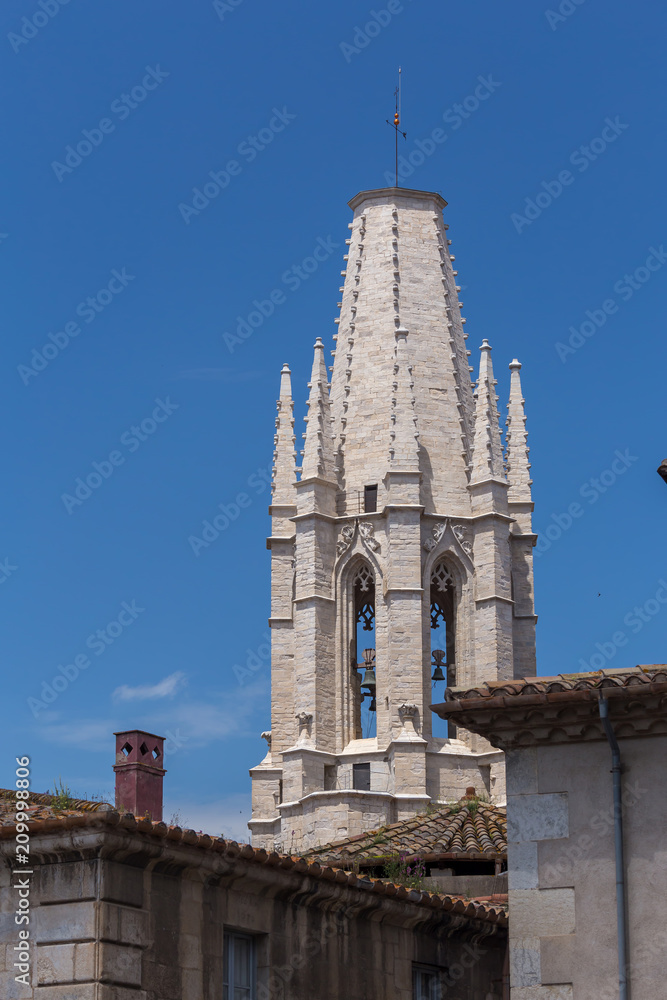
top-left (361, 667), bottom-right (376, 692)
top-left (431, 648), bottom-right (446, 683)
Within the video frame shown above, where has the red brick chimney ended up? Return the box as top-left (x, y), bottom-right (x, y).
top-left (113, 730), bottom-right (166, 821)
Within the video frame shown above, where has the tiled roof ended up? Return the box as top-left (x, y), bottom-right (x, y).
top-left (302, 796), bottom-right (507, 866)
top-left (0, 805), bottom-right (507, 927)
top-left (435, 666), bottom-right (667, 750)
top-left (0, 789), bottom-right (111, 825)
top-left (443, 666), bottom-right (667, 707)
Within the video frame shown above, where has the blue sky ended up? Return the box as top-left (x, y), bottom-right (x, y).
top-left (2, 0), bottom-right (666, 840)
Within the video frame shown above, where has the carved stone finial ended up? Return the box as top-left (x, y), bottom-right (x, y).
top-left (397, 704), bottom-right (420, 736)
top-left (295, 712), bottom-right (313, 745)
top-left (261, 731), bottom-right (272, 750)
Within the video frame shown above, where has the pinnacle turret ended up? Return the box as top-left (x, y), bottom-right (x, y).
top-left (388, 326), bottom-right (420, 468)
top-left (505, 359), bottom-right (532, 503)
top-left (470, 340), bottom-right (505, 483)
top-left (271, 363), bottom-right (297, 503)
top-left (301, 338), bottom-right (336, 482)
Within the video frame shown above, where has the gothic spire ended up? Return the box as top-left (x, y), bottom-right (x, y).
top-left (271, 363), bottom-right (297, 503)
top-left (505, 359), bottom-right (532, 502)
top-left (301, 338), bottom-right (336, 481)
top-left (388, 326), bottom-right (420, 468)
top-left (470, 340), bottom-right (505, 482)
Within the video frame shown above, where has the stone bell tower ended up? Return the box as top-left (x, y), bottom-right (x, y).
top-left (249, 187), bottom-right (537, 851)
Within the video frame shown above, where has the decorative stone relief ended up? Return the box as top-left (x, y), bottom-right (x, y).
top-left (398, 703), bottom-right (420, 735)
top-left (359, 521), bottom-right (380, 552)
top-left (336, 523), bottom-right (355, 556)
top-left (423, 522), bottom-right (447, 552)
top-left (296, 712), bottom-right (313, 744)
top-left (452, 523), bottom-right (473, 559)
top-left (261, 731), bottom-right (272, 750)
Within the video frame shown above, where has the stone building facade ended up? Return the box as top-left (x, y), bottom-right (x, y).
top-left (251, 186), bottom-right (538, 852)
top-left (0, 808), bottom-right (508, 1000)
top-left (436, 665), bottom-right (667, 1000)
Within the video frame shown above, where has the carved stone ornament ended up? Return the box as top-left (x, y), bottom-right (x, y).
top-left (397, 703), bottom-right (420, 735)
top-left (296, 712), bottom-right (313, 743)
top-left (452, 523), bottom-right (473, 559)
top-left (423, 522), bottom-right (447, 552)
top-left (336, 523), bottom-right (355, 556)
top-left (359, 521), bottom-right (380, 552)
top-left (261, 731), bottom-right (272, 749)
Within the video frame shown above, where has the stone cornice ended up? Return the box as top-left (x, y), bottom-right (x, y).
top-left (348, 187), bottom-right (448, 211)
top-left (435, 669), bottom-right (667, 748)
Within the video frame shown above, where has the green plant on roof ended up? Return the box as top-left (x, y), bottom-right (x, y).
top-left (382, 854), bottom-right (426, 890)
top-left (50, 777), bottom-right (74, 812)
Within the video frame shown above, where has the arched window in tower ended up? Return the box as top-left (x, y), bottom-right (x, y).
top-left (430, 560), bottom-right (456, 737)
top-left (353, 562), bottom-right (376, 739)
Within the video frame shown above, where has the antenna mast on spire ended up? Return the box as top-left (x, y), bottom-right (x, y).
top-left (386, 66), bottom-right (407, 187)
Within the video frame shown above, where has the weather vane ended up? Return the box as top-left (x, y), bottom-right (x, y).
top-left (386, 66), bottom-right (406, 187)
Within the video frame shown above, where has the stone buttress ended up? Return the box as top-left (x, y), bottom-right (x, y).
top-left (250, 188), bottom-right (537, 851)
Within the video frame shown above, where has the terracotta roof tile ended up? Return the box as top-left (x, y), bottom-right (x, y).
top-left (0, 805), bottom-right (507, 927)
top-left (302, 796), bottom-right (506, 866)
top-left (0, 789), bottom-right (111, 825)
top-left (443, 666), bottom-right (667, 706)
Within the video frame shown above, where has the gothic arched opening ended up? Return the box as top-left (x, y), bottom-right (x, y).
top-left (430, 559), bottom-right (456, 738)
top-left (352, 561), bottom-right (376, 739)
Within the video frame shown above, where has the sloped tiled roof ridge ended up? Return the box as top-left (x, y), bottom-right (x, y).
top-left (303, 795), bottom-right (507, 866)
top-left (0, 788), bottom-right (111, 824)
top-left (446, 665), bottom-right (667, 703)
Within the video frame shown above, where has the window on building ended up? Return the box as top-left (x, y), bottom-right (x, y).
top-left (352, 762), bottom-right (371, 790)
top-left (364, 484), bottom-right (378, 512)
top-left (413, 964), bottom-right (443, 1000)
top-left (223, 932), bottom-right (255, 1000)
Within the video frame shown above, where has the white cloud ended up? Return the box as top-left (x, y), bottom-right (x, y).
top-left (113, 672), bottom-right (186, 703)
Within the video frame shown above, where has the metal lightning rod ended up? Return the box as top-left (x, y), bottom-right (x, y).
top-left (386, 66), bottom-right (406, 187)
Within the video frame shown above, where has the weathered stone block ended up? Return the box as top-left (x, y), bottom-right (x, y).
top-left (36, 902), bottom-right (96, 943)
top-left (509, 937), bottom-right (541, 987)
top-left (507, 841), bottom-right (539, 890)
top-left (36, 861), bottom-right (98, 904)
top-left (508, 793), bottom-right (569, 843)
top-left (99, 943), bottom-right (142, 987)
top-left (99, 862), bottom-right (143, 908)
top-left (509, 889), bottom-right (575, 938)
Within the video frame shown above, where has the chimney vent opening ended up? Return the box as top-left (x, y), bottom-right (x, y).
top-left (140, 742), bottom-right (149, 756)
top-left (121, 742), bottom-right (132, 757)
